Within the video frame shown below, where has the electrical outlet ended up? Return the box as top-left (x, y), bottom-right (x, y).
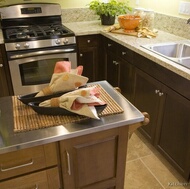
top-left (179, 1), bottom-right (190, 15)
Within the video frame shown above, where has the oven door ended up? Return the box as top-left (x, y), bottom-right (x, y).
top-left (8, 49), bottom-right (77, 95)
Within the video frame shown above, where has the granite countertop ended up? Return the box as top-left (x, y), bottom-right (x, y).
top-left (64, 20), bottom-right (190, 81)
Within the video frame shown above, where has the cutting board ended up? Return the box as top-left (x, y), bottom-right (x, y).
top-left (111, 28), bottom-right (138, 36)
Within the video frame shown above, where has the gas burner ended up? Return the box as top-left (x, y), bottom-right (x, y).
top-left (0, 3), bottom-right (75, 44)
top-left (3, 24), bottom-right (74, 42)
top-left (17, 32), bottom-right (30, 39)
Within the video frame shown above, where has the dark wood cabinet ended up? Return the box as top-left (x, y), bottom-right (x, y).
top-left (133, 68), bottom-right (163, 143)
top-left (103, 37), bottom-right (135, 102)
top-left (133, 67), bottom-right (190, 181)
top-left (0, 44), bottom-right (13, 97)
top-left (106, 50), bottom-right (120, 87)
top-left (77, 35), bottom-right (105, 82)
top-left (156, 85), bottom-right (190, 181)
top-left (59, 126), bottom-right (129, 189)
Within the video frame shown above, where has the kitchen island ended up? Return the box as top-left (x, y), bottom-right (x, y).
top-left (0, 80), bottom-right (145, 189)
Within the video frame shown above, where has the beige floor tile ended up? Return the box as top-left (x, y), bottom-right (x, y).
top-left (125, 130), bottom-right (190, 189)
top-left (124, 159), bottom-right (164, 189)
top-left (141, 153), bottom-right (190, 189)
top-left (127, 131), bottom-right (155, 160)
top-left (126, 134), bottom-right (139, 161)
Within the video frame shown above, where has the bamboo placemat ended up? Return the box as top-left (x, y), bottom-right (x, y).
top-left (12, 84), bottom-right (124, 132)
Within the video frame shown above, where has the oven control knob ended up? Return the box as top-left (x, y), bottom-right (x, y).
top-left (63, 38), bottom-right (69, 44)
top-left (15, 44), bottom-right (21, 50)
top-left (24, 43), bottom-right (30, 48)
top-left (55, 39), bottom-right (61, 44)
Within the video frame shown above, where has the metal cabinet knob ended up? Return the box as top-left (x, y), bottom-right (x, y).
top-left (80, 54), bottom-right (83, 57)
top-left (113, 60), bottom-right (119, 65)
top-left (122, 51), bottom-right (126, 55)
top-left (87, 40), bottom-right (91, 43)
top-left (155, 89), bottom-right (160, 94)
top-left (0, 64), bottom-right (3, 67)
top-left (108, 43), bottom-right (112, 47)
top-left (155, 89), bottom-right (164, 96)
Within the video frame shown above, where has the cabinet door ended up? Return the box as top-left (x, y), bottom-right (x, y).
top-left (106, 51), bottom-right (120, 87)
top-left (77, 35), bottom-right (100, 82)
top-left (133, 68), bottom-right (164, 143)
top-left (77, 47), bottom-right (96, 82)
top-left (0, 61), bottom-right (9, 97)
top-left (60, 127), bottom-right (128, 189)
top-left (156, 86), bottom-right (190, 181)
top-left (118, 58), bottom-right (135, 103)
top-left (0, 45), bottom-right (11, 97)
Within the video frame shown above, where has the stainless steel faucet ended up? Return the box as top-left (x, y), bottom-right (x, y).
top-left (187, 18), bottom-right (190, 24)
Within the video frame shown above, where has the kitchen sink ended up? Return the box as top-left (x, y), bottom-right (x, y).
top-left (178, 57), bottom-right (190, 68)
top-left (141, 40), bottom-right (190, 69)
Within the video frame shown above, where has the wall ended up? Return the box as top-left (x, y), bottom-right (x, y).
top-left (0, 0), bottom-right (190, 19)
top-left (129, 0), bottom-right (190, 19)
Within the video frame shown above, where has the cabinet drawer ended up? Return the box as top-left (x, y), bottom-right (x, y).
top-left (77, 35), bottom-right (99, 48)
top-left (0, 143), bottom-right (58, 180)
top-left (0, 167), bottom-right (60, 189)
top-left (118, 44), bottom-right (133, 63)
top-left (104, 38), bottom-right (118, 53)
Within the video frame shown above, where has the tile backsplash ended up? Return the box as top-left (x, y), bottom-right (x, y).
top-left (62, 8), bottom-right (190, 39)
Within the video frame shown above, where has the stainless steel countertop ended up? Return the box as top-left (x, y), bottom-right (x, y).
top-left (0, 81), bottom-right (144, 155)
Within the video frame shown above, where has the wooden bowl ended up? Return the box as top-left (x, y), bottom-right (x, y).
top-left (118, 15), bottom-right (141, 31)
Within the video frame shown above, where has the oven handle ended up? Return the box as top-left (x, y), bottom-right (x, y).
top-left (10, 48), bottom-right (76, 59)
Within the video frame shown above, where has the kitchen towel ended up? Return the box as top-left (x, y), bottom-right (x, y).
top-left (39, 86), bottom-right (106, 119)
top-left (35, 61), bottom-right (88, 97)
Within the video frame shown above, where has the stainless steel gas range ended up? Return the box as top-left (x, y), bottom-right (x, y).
top-left (0, 3), bottom-right (77, 95)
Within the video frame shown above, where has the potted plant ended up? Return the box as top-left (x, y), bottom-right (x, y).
top-left (88, 0), bottom-right (132, 25)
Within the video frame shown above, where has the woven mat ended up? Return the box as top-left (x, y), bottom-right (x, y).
top-left (13, 84), bottom-right (124, 132)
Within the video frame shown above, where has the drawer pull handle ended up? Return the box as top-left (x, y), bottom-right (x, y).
top-left (26, 184), bottom-right (38, 189)
top-left (0, 159), bottom-right (34, 172)
top-left (122, 52), bottom-right (126, 55)
top-left (34, 184), bottom-right (38, 189)
top-left (29, 184), bottom-right (38, 189)
top-left (66, 151), bottom-right (71, 175)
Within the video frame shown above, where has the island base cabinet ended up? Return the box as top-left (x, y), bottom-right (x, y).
top-left (59, 126), bottom-right (129, 189)
top-left (0, 167), bottom-right (60, 189)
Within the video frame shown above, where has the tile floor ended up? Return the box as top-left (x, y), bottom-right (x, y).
top-left (124, 131), bottom-right (190, 189)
